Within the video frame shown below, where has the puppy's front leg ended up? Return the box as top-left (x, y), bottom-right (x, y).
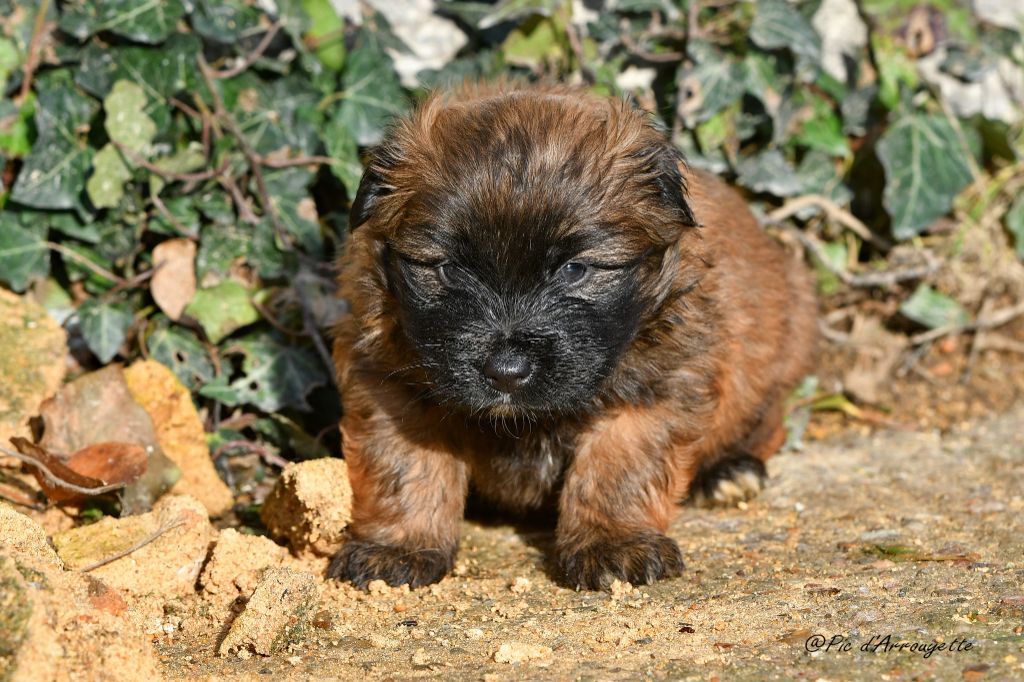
top-left (556, 406), bottom-right (686, 590)
top-left (328, 409), bottom-right (468, 589)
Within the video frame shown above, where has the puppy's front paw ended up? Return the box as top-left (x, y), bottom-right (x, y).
top-left (557, 531), bottom-right (684, 590)
top-left (327, 540), bottom-right (454, 589)
top-left (688, 452), bottom-right (767, 508)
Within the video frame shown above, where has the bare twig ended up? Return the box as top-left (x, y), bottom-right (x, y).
top-left (784, 228), bottom-right (938, 288)
top-left (150, 189), bottom-right (196, 237)
top-left (253, 300), bottom-right (304, 336)
top-left (768, 194), bottom-right (890, 249)
top-left (0, 444), bottom-right (126, 497)
top-left (257, 154), bottom-right (335, 169)
top-left (112, 140), bottom-right (227, 183)
top-left (45, 242), bottom-right (125, 285)
top-left (209, 23), bottom-right (282, 79)
top-left (213, 440), bottom-right (290, 469)
top-left (18, 0), bottom-right (52, 102)
top-left (198, 55), bottom-right (290, 246)
top-left (0, 481), bottom-right (45, 510)
top-left (218, 174), bottom-right (260, 224)
top-left (909, 300), bottom-right (1024, 345)
top-left (295, 283), bottom-right (338, 386)
top-left (565, 22), bottom-right (595, 85)
top-left (81, 520), bottom-right (185, 572)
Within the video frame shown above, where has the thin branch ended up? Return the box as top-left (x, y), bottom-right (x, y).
top-left (198, 55), bottom-right (290, 247)
top-left (45, 241), bottom-right (125, 285)
top-left (768, 194), bottom-right (890, 249)
top-left (213, 439), bottom-right (290, 469)
top-left (909, 300), bottom-right (1024, 345)
top-left (784, 228), bottom-right (938, 288)
top-left (112, 140), bottom-right (227, 183)
top-left (257, 154), bottom-right (335, 169)
top-left (81, 519), bottom-right (185, 572)
top-left (218, 174), bottom-right (260, 224)
top-left (18, 0), bottom-right (52, 102)
top-left (0, 444), bottom-right (126, 497)
top-left (565, 22), bottom-right (595, 85)
top-left (209, 23), bottom-right (282, 79)
top-left (296, 283), bottom-right (338, 387)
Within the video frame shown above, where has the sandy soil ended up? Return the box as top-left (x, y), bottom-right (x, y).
top-left (154, 405), bottom-right (1024, 681)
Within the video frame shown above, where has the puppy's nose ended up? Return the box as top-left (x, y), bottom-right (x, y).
top-left (483, 350), bottom-right (532, 393)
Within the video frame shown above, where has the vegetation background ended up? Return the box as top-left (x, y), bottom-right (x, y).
top-left (0, 0), bottom-right (1022, 483)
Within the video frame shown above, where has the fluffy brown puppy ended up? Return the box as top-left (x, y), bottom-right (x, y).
top-left (329, 84), bottom-right (818, 591)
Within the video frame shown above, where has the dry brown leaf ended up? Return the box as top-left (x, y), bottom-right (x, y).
top-left (843, 314), bottom-right (907, 405)
top-left (151, 238), bottom-right (197, 321)
top-left (64, 442), bottom-right (148, 487)
top-left (9, 437), bottom-right (120, 503)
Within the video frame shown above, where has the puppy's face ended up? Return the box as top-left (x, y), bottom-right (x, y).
top-left (348, 89), bottom-right (696, 415)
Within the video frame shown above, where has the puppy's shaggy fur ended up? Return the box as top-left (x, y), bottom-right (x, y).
top-left (329, 84), bottom-right (819, 590)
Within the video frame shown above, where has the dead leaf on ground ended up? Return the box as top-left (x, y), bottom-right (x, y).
top-left (38, 365), bottom-right (181, 514)
top-left (0, 290), bottom-right (68, 464)
top-left (9, 437), bottom-right (122, 503)
top-left (843, 314), bottom-right (908, 405)
top-left (151, 238), bottom-right (197, 321)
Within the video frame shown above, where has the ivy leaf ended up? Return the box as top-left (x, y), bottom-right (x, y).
top-left (78, 299), bottom-right (133, 363)
top-left (678, 54), bottom-right (747, 126)
top-left (189, 0), bottom-right (263, 43)
top-left (899, 285), bottom-right (969, 330)
top-left (751, 0), bottom-right (821, 73)
top-left (301, 0), bottom-right (346, 72)
top-left (75, 34), bottom-right (201, 101)
top-left (0, 212), bottom-right (49, 292)
top-left (324, 114), bottom-right (365, 199)
top-left (336, 31), bottom-right (407, 146)
top-left (59, 0), bottom-right (187, 45)
top-left (86, 143), bottom-right (131, 209)
top-left (1006, 194), bottom-right (1024, 261)
top-left (479, 0), bottom-right (562, 29)
top-left (223, 332), bottom-right (327, 412)
top-left (185, 281), bottom-right (260, 344)
top-left (10, 84), bottom-right (98, 211)
top-left (103, 80), bottom-right (156, 156)
top-left (876, 113), bottom-right (973, 240)
top-left (736, 149), bottom-right (805, 197)
top-left (264, 168), bottom-right (322, 255)
top-left (502, 15), bottom-right (567, 70)
top-left (148, 326), bottom-right (214, 391)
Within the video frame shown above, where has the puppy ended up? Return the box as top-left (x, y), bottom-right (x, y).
top-left (329, 84), bottom-right (819, 590)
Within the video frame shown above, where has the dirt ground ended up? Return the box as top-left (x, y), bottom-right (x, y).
top-left (152, 402), bottom-right (1024, 681)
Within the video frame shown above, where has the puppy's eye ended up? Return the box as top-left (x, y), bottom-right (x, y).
top-left (559, 261), bottom-right (588, 285)
top-left (436, 262), bottom-right (458, 287)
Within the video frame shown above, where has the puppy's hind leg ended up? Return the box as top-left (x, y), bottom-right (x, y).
top-left (687, 452), bottom-right (767, 508)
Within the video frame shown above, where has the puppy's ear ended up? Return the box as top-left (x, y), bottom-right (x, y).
top-left (348, 166), bottom-right (388, 231)
top-left (650, 144), bottom-right (698, 228)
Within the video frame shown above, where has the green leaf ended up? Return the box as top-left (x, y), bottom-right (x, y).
top-left (1006, 194), bottom-right (1024, 261)
top-left (78, 299), bottom-right (133, 363)
top-left (336, 31), bottom-right (407, 146)
top-left (264, 168), bottom-right (322, 255)
top-left (0, 212), bottom-right (49, 291)
top-left (9, 84), bottom-right (98, 211)
top-left (86, 144), bottom-right (131, 209)
top-left (479, 0), bottom-right (562, 29)
top-left (75, 34), bottom-right (201, 101)
top-left (148, 326), bottom-right (214, 391)
top-left (221, 73), bottom-right (324, 156)
top-left (324, 114), bottom-right (364, 199)
top-left (750, 0), bottom-right (821, 69)
top-left (223, 332), bottom-right (328, 412)
top-left (876, 113), bottom-right (973, 240)
top-left (899, 285), bottom-right (969, 330)
top-left (794, 96), bottom-right (850, 158)
top-left (679, 55), bottom-right (747, 126)
top-left (189, 0), bottom-right (263, 43)
top-left (502, 15), bottom-right (567, 70)
top-left (0, 98), bottom-right (34, 158)
top-left (736, 149), bottom-right (804, 197)
top-left (0, 37), bottom-right (19, 94)
top-left (59, 0), bottom-right (186, 45)
top-left (301, 0), bottom-right (346, 71)
top-left (103, 80), bottom-right (156, 156)
top-left (148, 144), bottom-right (206, 196)
top-left (185, 281), bottom-right (260, 343)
